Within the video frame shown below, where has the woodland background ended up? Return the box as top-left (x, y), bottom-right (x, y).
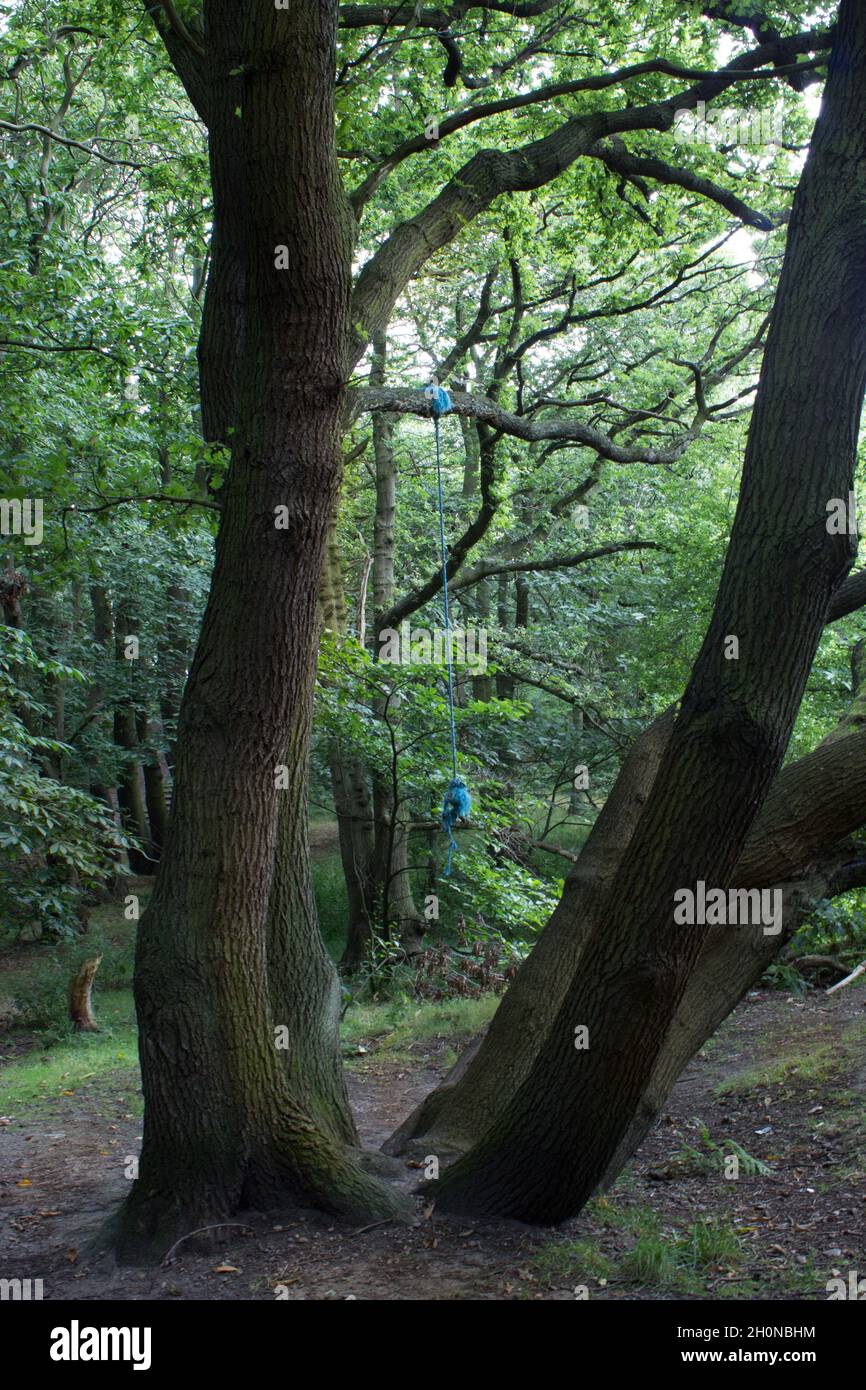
top-left (1, 0), bottom-right (865, 1300)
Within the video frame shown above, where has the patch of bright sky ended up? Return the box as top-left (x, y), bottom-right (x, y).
top-left (712, 28), bottom-right (823, 278)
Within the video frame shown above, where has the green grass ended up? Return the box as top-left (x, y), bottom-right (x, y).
top-left (341, 993), bottom-right (498, 1056)
top-left (0, 989), bottom-right (138, 1109)
top-left (588, 1196), bottom-right (661, 1236)
top-left (621, 1216), bottom-right (743, 1290)
top-left (533, 1239), bottom-right (615, 1283)
top-left (0, 896), bottom-right (142, 1035)
top-left (716, 1042), bottom-right (839, 1096)
top-left (0, 901), bottom-right (499, 1113)
top-left (621, 1233), bottom-right (682, 1286)
top-left (715, 1019), bottom-right (866, 1097)
top-left (533, 1211), bottom-right (744, 1295)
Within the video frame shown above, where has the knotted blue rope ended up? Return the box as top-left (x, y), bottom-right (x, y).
top-left (442, 776), bottom-right (472, 877)
top-left (426, 382), bottom-right (470, 875)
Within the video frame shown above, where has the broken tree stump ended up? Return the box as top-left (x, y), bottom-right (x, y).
top-left (68, 955), bottom-right (102, 1032)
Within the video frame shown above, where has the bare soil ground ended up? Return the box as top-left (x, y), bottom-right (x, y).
top-left (1, 985), bottom-right (864, 1301)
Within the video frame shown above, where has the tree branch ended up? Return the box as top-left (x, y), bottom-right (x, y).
top-left (0, 121), bottom-right (143, 169)
top-left (354, 385), bottom-right (702, 464)
top-left (449, 542), bottom-right (660, 594)
top-left (349, 23), bottom-right (831, 363)
top-left (586, 139), bottom-right (775, 231)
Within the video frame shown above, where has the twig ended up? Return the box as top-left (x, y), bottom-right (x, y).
top-left (0, 121), bottom-right (142, 169)
top-left (530, 839), bottom-right (580, 863)
top-left (161, 1222), bottom-right (252, 1264)
top-left (351, 1219), bottom-right (394, 1237)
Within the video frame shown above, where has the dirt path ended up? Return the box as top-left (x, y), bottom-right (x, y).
top-left (1, 987), bottom-right (864, 1301)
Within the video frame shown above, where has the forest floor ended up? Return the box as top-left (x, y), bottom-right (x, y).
top-left (1, 963), bottom-right (864, 1301)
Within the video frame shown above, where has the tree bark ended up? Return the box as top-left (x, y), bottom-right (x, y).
top-left (113, 0), bottom-right (406, 1262)
top-left (426, 0), bottom-right (866, 1221)
top-left (69, 956), bottom-right (101, 1033)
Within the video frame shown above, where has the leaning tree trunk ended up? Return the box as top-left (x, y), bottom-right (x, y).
top-left (113, 0), bottom-right (405, 1262)
top-left (427, 0), bottom-right (866, 1221)
top-left (389, 701), bottom-right (866, 1161)
top-left (387, 707), bottom-right (677, 1158)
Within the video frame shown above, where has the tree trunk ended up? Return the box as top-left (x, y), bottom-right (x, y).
top-left (320, 520), bottom-right (378, 967)
top-left (330, 327), bottom-right (427, 962)
top-left (113, 0), bottom-right (406, 1262)
top-left (69, 956), bottom-right (102, 1033)
top-left (473, 577), bottom-right (492, 702)
top-left (387, 707), bottom-right (678, 1158)
top-left (495, 572), bottom-right (513, 699)
top-left (393, 672), bottom-right (866, 1163)
top-left (113, 704), bottom-right (151, 875)
top-left (159, 582), bottom-right (193, 777)
top-left (427, 2), bottom-right (866, 1221)
top-left (331, 744), bottom-right (377, 968)
top-left (137, 711), bottom-right (172, 862)
top-left (88, 586), bottom-right (130, 877)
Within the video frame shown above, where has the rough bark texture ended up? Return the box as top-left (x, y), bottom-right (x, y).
top-left (114, 0), bottom-right (406, 1262)
top-left (386, 707), bottom-right (678, 1156)
top-left (394, 683), bottom-right (866, 1165)
top-left (69, 956), bottom-right (101, 1033)
top-left (427, 0), bottom-right (866, 1221)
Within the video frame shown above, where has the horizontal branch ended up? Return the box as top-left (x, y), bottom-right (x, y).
top-left (450, 541), bottom-right (660, 594)
top-left (351, 57), bottom-right (824, 213)
top-left (828, 568), bottom-right (866, 624)
top-left (349, 23), bottom-right (831, 362)
top-left (0, 336), bottom-right (127, 365)
top-left (61, 495), bottom-right (220, 520)
top-left (587, 139), bottom-right (775, 231)
top-left (354, 386), bottom-right (700, 464)
top-left (339, 2), bottom-right (559, 27)
top-left (0, 121), bottom-right (142, 169)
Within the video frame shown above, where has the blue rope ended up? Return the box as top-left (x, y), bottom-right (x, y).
top-left (428, 384), bottom-right (471, 876)
top-left (433, 408), bottom-right (458, 782)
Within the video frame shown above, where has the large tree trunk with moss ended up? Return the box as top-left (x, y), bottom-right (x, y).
top-left (422, 1), bottom-right (866, 1221)
top-left (113, 0), bottom-right (406, 1263)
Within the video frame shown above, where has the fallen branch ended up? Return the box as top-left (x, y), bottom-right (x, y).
top-left (161, 1223), bottom-right (253, 1264)
top-left (825, 960), bottom-right (866, 995)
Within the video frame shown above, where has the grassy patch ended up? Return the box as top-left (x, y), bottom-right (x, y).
top-left (533, 1210), bottom-right (744, 1295)
top-left (715, 1042), bottom-right (840, 1096)
top-left (620, 1216), bottom-right (743, 1291)
top-left (341, 993), bottom-right (498, 1060)
top-left (534, 1238), bottom-right (615, 1284)
top-left (0, 899), bottom-right (141, 1035)
top-left (715, 1018), bottom-right (866, 1098)
top-left (0, 989), bottom-right (138, 1110)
